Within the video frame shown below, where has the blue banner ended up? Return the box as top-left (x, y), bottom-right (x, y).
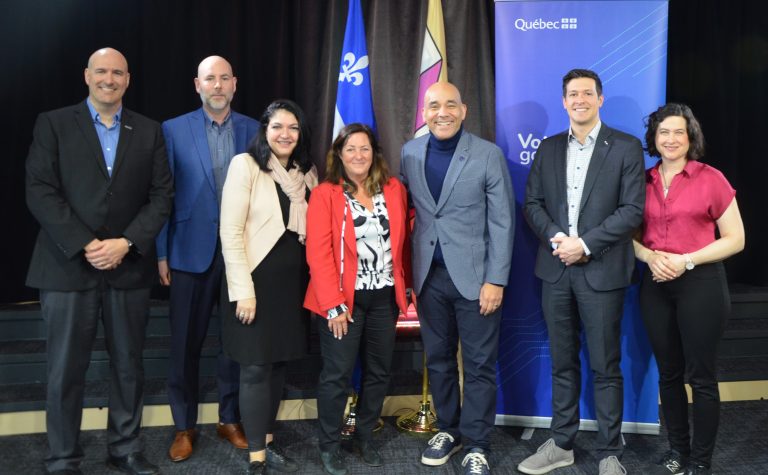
top-left (494, 0), bottom-right (668, 433)
top-left (333, 0), bottom-right (377, 139)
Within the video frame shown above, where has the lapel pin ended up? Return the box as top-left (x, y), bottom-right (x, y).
top-left (124, 125), bottom-right (133, 130)
top-left (604, 140), bottom-right (608, 145)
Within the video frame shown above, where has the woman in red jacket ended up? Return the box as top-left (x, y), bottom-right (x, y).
top-left (305, 123), bottom-right (410, 475)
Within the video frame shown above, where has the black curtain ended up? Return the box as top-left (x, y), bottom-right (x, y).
top-left (1, 0), bottom-right (495, 304)
top-left (665, 1), bottom-right (768, 286)
top-left (2, 0), bottom-right (766, 304)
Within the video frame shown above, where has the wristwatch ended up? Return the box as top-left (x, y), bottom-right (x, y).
top-left (684, 254), bottom-right (695, 271)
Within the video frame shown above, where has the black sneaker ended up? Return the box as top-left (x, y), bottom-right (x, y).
top-left (266, 442), bottom-right (299, 472)
top-left (685, 464), bottom-right (711, 475)
top-left (247, 460), bottom-right (266, 474)
top-left (319, 450), bottom-right (348, 475)
top-left (651, 450), bottom-right (687, 475)
top-left (354, 439), bottom-right (383, 467)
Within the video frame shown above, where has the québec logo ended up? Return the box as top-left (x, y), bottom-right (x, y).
top-left (514, 17), bottom-right (578, 32)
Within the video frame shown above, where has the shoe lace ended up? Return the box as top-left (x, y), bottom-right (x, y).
top-left (462, 452), bottom-right (488, 474)
top-left (661, 451), bottom-right (683, 472)
top-left (427, 432), bottom-right (455, 450)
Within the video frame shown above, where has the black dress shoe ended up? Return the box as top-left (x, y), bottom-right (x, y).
top-left (247, 460), bottom-right (266, 474)
top-left (319, 450), bottom-right (348, 475)
top-left (106, 453), bottom-right (159, 475)
top-left (354, 439), bottom-right (383, 467)
top-left (266, 442), bottom-right (299, 472)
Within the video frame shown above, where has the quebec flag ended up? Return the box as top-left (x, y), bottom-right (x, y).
top-left (332, 0), bottom-right (377, 139)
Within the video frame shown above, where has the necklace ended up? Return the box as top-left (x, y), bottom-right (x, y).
top-left (660, 166), bottom-right (670, 196)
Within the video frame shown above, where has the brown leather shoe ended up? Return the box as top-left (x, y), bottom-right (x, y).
top-left (217, 422), bottom-right (248, 449)
top-left (168, 429), bottom-right (197, 462)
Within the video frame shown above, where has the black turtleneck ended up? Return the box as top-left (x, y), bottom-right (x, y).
top-left (425, 126), bottom-right (463, 203)
top-left (424, 127), bottom-right (463, 266)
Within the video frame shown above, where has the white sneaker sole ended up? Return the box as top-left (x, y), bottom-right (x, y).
top-left (517, 458), bottom-right (574, 475)
top-left (421, 444), bottom-right (463, 466)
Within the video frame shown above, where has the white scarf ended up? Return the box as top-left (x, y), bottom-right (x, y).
top-left (267, 155), bottom-right (318, 244)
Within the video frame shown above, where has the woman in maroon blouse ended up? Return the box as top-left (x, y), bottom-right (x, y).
top-left (633, 103), bottom-right (744, 475)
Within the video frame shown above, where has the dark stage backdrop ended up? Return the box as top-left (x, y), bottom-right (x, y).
top-left (1, 0), bottom-right (765, 304)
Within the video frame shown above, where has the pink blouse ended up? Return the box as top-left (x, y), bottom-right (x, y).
top-left (641, 160), bottom-right (735, 254)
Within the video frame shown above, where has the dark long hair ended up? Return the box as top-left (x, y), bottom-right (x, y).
top-left (247, 99), bottom-right (313, 173)
top-left (644, 103), bottom-right (705, 160)
top-left (325, 123), bottom-right (388, 195)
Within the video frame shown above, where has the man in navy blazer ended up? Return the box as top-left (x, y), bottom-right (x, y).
top-left (519, 69), bottom-right (645, 475)
top-left (156, 56), bottom-right (259, 462)
top-left (26, 47), bottom-right (172, 475)
top-left (400, 82), bottom-right (514, 475)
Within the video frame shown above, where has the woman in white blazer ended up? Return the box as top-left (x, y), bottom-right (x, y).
top-left (220, 99), bottom-right (318, 475)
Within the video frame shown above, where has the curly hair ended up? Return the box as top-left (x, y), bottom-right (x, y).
top-left (644, 103), bottom-right (705, 160)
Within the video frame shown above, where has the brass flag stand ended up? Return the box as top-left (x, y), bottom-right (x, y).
top-left (396, 352), bottom-right (437, 434)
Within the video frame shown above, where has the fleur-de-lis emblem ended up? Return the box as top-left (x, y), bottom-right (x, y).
top-left (338, 52), bottom-right (369, 86)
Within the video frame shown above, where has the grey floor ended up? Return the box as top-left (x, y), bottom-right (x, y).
top-left (2, 401), bottom-right (767, 474)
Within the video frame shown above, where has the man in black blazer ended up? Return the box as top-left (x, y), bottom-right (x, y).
top-left (25, 47), bottom-right (173, 475)
top-left (519, 69), bottom-right (645, 475)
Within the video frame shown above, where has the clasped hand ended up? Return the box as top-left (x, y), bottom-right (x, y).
top-left (84, 238), bottom-right (129, 270)
top-left (551, 235), bottom-right (585, 266)
top-left (648, 250), bottom-right (686, 282)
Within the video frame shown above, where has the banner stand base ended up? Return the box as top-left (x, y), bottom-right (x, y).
top-left (495, 415), bottom-right (661, 436)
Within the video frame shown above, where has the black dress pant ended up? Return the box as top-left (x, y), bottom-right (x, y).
top-left (40, 286), bottom-right (150, 472)
top-left (640, 263), bottom-right (729, 468)
top-left (316, 287), bottom-right (398, 452)
top-left (542, 265), bottom-right (626, 459)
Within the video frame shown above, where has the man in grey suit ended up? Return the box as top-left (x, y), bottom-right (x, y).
top-left (518, 69), bottom-right (645, 475)
top-left (400, 82), bottom-right (514, 475)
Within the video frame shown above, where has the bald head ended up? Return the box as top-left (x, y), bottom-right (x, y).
top-left (197, 56), bottom-right (232, 78)
top-left (87, 47), bottom-right (128, 71)
top-left (195, 55), bottom-right (237, 122)
top-left (84, 47), bottom-right (130, 114)
top-left (422, 81), bottom-right (467, 140)
top-left (424, 81), bottom-right (464, 106)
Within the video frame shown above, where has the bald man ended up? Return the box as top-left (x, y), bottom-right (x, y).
top-left (156, 56), bottom-right (259, 462)
top-left (400, 82), bottom-right (514, 475)
top-left (26, 47), bottom-right (172, 475)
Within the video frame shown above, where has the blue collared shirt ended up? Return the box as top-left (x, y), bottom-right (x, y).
top-left (203, 111), bottom-right (235, 205)
top-left (86, 98), bottom-right (122, 177)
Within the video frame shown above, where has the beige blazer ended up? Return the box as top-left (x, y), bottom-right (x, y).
top-left (220, 153), bottom-right (287, 302)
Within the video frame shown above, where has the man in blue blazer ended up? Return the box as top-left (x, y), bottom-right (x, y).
top-left (519, 69), bottom-right (645, 475)
top-left (400, 82), bottom-right (514, 475)
top-left (156, 56), bottom-right (259, 462)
